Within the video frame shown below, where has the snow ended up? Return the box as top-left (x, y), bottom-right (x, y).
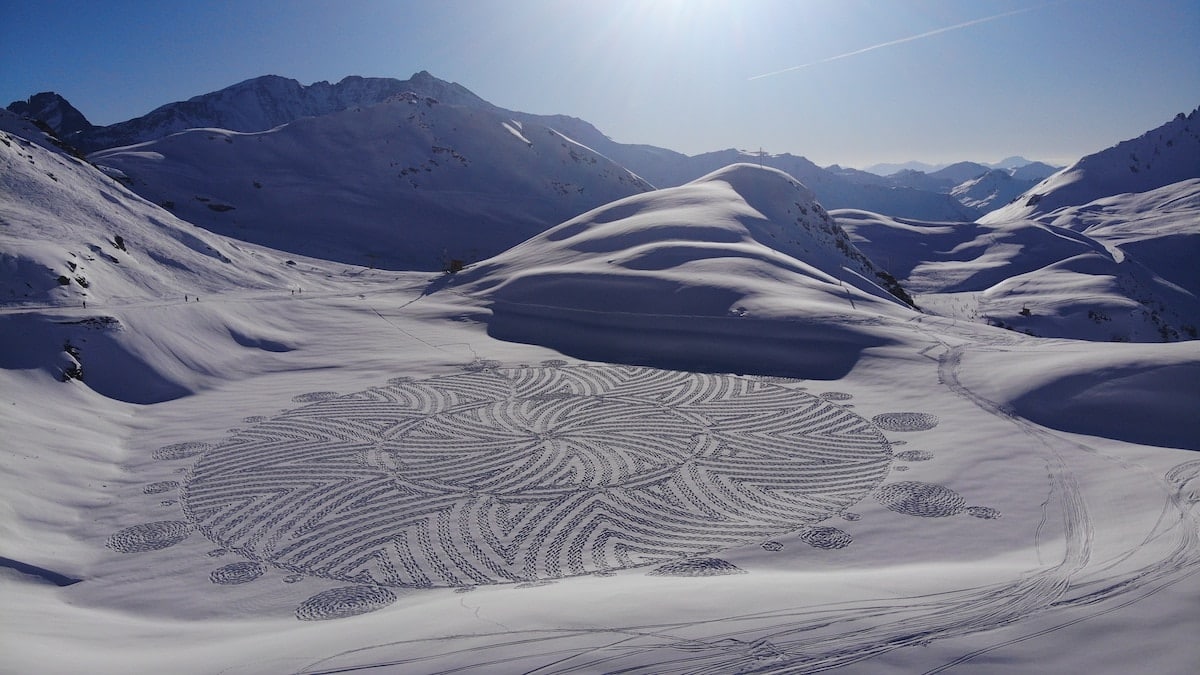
top-left (836, 195), bottom-right (1200, 342)
top-left (980, 107), bottom-right (1200, 224)
top-left (90, 94), bottom-right (652, 270)
top-left (3, 87), bottom-right (1199, 675)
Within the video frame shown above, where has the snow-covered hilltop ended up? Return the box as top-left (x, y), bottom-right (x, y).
top-left (457, 163), bottom-right (914, 375)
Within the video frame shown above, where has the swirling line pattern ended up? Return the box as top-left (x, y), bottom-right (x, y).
top-left (180, 365), bottom-right (894, 587)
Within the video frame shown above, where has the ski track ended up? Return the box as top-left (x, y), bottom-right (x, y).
top-left (290, 316), bottom-right (1200, 675)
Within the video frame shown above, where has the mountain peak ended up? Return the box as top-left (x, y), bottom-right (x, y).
top-left (73, 71), bottom-right (495, 152)
top-left (5, 91), bottom-right (94, 137)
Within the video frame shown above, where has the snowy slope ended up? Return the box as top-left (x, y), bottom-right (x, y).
top-left (981, 106), bottom-right (1200, 223)
top-left (1, 110), bottom-right (300, 307)
top-left (836, 207), bottom-right (1200, 341)
top-left (455, 164), bottom-right (915, 376)
top-left (1041, 179), bottom-right (1200, 299)
top-left (91, 94), bottom-right (652, 269)
top-left (1, 109), bottom-right (416, 404)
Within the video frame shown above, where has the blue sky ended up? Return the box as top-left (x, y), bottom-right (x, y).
top-left (2, 0), bottom-right (1197, 167)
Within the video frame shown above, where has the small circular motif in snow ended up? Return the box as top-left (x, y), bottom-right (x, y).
top-left (872, 412), bottom-right (940, 432)
top-left (295, 585), bottom-right (397, 621)
top-left (106, 521), bottom-right (191, 553)
top-left (798, 526), bottom-right (853, 550)
top-left (647, 558), bottom-right (746, 577)
top-left (874, 481), bottom-right (966, 517)
top-left (210, 561), bottom-right (264, 585)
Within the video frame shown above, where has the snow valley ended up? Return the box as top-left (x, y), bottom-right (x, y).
top-left (2, 73), bottom-right (1198, 674)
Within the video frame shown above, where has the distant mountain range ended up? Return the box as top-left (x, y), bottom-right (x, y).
top-left (862, 156), bottom-right (1052, 177)
top-left (3, 82), bottom-right (1198, 343)
top-left (8, 73), bottom-right (1052, 222)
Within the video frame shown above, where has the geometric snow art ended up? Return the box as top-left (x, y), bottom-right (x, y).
top-left (181, 364), bottom-right (894, 586)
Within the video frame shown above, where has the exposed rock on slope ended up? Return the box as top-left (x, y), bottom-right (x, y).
top-left (6, 92), bottom-right (94, 138)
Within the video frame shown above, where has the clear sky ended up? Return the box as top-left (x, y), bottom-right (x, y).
top-left (2, 0), bottom-right (1197, 168)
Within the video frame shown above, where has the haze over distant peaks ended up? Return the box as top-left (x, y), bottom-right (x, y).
top-left (863, 156), bottom-right (1053, 177)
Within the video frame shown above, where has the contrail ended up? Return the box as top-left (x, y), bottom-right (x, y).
top-left (749, 4), bottom-right (1048, 81)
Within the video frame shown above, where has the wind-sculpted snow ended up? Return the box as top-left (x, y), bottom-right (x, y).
top-left (177, 364), bottom-right (895, 586)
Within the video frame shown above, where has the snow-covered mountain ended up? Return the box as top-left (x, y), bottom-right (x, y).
top-left (6, 92), bottom-right (94, 138)
top-left (833, 161), bottom-right (1055, 216)
top-left (456, 163), bottom-right (913, 375)
top-left (950, 168), bottom-right (1038, 212)
top-left (620, 149), bottom-right (976, 221)
top-left (981, 107), bottom-right (1200, 223)
top-left (1010, 160), bottom-right (1059, 181)
top-left (30, 73), bottom-right (992, 222)
top-left (91, 93), bottom-right (652, 269)
top-left (71, 72), bottom-right (487, 153)
top-left (864, 156), bottom-right (1052, 177)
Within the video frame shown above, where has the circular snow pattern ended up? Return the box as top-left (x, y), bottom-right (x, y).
top-left (295, 585), bottom-right (396, 621)
top-left (894, 450), bottom-right (934, 462)
top-left (761, 540), bottom-right (784, 552)
top-left (648, 557), bottom-right (746, 577)
top-left (798, 526), bottom-right (853, 549)
top-left (181, 365), bottom-right (892, 586)
top-left (153, 442), bottom-right (210, 461)
top-left (143, 481), bottom-right (179, 494)
top-left (210, 561), bottom-right (264, 585)
top-left (107, 521), bottom-right (191, 553)
top-left (292, 391), bottom-right (339, 403)
top-left (873, 481), bottom-right (966, 517)
top-left (966, 506), bottom-right (1002, 520)
top-left (872, 412), bottom-right (940, 432)
top-left (819, 392), bottom-right (853, 401)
